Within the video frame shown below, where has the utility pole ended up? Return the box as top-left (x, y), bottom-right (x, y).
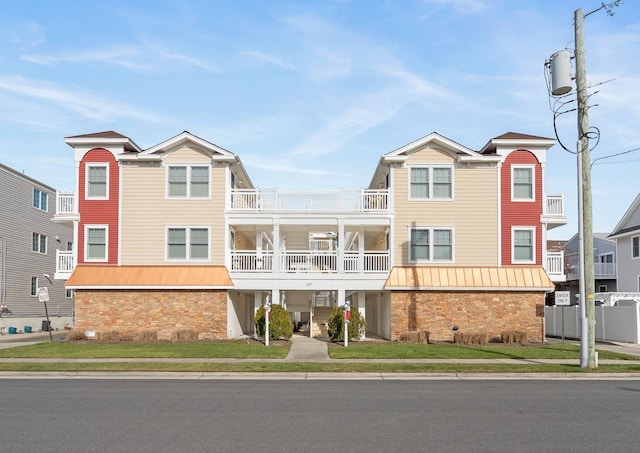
top-left (574, 7), bottom-right (597, 369)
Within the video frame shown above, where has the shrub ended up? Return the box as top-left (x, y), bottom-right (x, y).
top-left (453, 332), bottom-right (489, 345)
top-left (135, 330), bottom-right (158, 343)
top-left (500, 330), bottom-right (528, 344)
top-left (327, 306), bottom-right (367, 342)
top-left (67, 329), bottom-right (86, 341)
top-left (254, 304), bottom-right (293, 341)
top-left (96, 330), bottom-right (121, 342)
top-left (397, 331), bottom-right (430, 344)
top-left (171, 329), bottom-right (198, 342)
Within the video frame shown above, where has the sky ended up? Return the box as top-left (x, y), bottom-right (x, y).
top-left (0, 0), bottom-right (638, 240)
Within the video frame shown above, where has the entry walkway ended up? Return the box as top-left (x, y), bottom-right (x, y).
top-left (285, 334), bottom-right (330, 361)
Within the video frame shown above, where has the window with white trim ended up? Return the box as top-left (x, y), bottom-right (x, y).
top-left (66, 289), bottom-right (74, 299)
top-left (167, 227), bottom-right (210, 261)
top-left (409, 227), bottom-right (453, 262)
top-left (633, 236), bottom-right (639, 259)
top-left (85, 226), bottom-right (108, 261)
top-left (167, 165), bottom-right (210, 198)
top-left (30, 277), bottom-right (38, 297)
top-left (32, 233), bottom-right (47, 254)
top-left (33, 188), bottom-right (48, 211)
top-left (512, 228), bottom-right (535, 263)
top-left (512, 166), bottom-right (534, 201)
top-left (409, 166), bottom-right (453, 200)
top-left (86, 164), bottom-right (108, 199)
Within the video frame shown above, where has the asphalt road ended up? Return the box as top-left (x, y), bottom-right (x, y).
top-left (1, 379), bottom-right (639, 452)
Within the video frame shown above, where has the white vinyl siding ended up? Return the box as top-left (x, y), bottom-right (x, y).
top-left (409, 166), bottom-right (453, 200)
top-left (409, 227), bottom-right (453, 262)
top-left (85, 225), bottom-right (108, 261)
top-left (86, 164), bottom-right (108, 199)
top-left (512, 166), bottom-right (534, 201)
top-left (513, 228), bottom-right (535, 263)
top-left (166, 226), bottom-right (210, 261)
top-left (167, 165), bottom-right (210, 198)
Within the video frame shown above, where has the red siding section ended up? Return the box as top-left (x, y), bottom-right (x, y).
top-left (501, 150), bottom-right (542, 265)
top-left (78, 148), bottom-right (119, 265)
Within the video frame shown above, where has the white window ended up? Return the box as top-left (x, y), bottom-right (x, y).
top-left (30, 277), bottom-right (38, 297)
top-left (633, 236), bottom-right (639, 259)
top-left (409, 227), bottom-right (453, 262)
top-left (85, 225), bottom-right (108, 261)
top-left (66, 289), bottom-right (74, 299)
top-left (33, 188), bottom-right (48, 211)
top-left (409, 166), bottom-right (453, 200)
top-left (598, 253), bottom-right (614, 263)
top-left (167, 165), bottom-right (210, 198)
top-left (167, 227), bottom-right (210, 261)
top-left (598, 285), bottom-right (608, 292)
top-left (32, 233), bottom-right (47, 254)
top-left (512, 166), bottom-right (534, 201)
top-left (512, 228), bottom-right (535, 263)
top-left (86, 164), bottom-right (108, 199)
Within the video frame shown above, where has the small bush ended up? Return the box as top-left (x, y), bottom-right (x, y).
top-left (96, 330), bottom-right (121, 342)
top-left (327, 306), bottom-right (367, 342)
top-left (500, 330), bottom-right (528, 344)
top-left (135, 330), bottom-right (158, 343)
top-left (171, 329), bottom-right (198, 342)
top-left (453, 332), bottom-right (489, 345)
top-left (254, 304), bottom-right (293, 341)
top-left (67, 329), bottom-right (86, 341)
top-left (397, 331), bottom-right (430, 344)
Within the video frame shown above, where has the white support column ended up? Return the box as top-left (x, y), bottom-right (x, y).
top-left (337, 222), bottom-right (345, 273)
top-left (273, 222), bottom-right (281, 272)
top-left (337, 289), bottom-right (345, 309)
top-left (272, 289), bottom-right (281, 306)
top-left (358, 227), bottom-right (365, 272)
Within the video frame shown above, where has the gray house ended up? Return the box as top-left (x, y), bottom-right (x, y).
top-left (0, 163), bottom-right (74, 333)
top-left (553, 232), bottom-right (617, 303)
top-left (610, 193), bottom-right (640, 292)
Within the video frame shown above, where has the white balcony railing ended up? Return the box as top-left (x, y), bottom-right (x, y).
top-left (545, 251), bottom-right (565, 279)
top-left (230, 250), bottom-right (389, 273)
top-left (544, 194), bottom-right (564, 217)
top-left (230, 189), bottom-right (389, 213)
top-left (55, 250), bottom-right (75, 279)
top-left (56, 191), bottom-right (77, 215)
top-left (594, 262), bottom-right (616, 278)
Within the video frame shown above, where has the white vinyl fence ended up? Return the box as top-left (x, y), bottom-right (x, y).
top-left (545, 305), bottom-right (640, 344)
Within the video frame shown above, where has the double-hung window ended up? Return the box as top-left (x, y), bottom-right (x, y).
top-left (30, 277), bottom-right (38, 297)
top-left (513, 228), bottom-right (535, 263)
top-left (512, 166), bottom-right (534, 201)
top-left (86, 164), bottom-right (108, 199)
top-left (410, 166), bottom-right (453, 200)
top-left (85, 225), bottom-right (108, 261)
top-left (167, 227), bottom-right (209, 261)
top-left (32, 233), bottom-right (47, 254)
top-left (167, 166), bottom-right (210, 198)
top-left (632, 236), bottom-right (640, 259)
top-left (33, 188), bottom-right (48, 211)
top-left (409, 227), bottom-right (453, 262)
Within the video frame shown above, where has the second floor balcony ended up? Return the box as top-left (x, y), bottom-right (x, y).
top-left (545, 250), bottom-right (566, 282)
top-left (55, 250), bottom-right (75, 280)
top-left (53, 191), bottom-right (79, 224)
top-left (542, 194), bottom-right (566, 229)
top-left (230, 189), bottom-right (389, 213)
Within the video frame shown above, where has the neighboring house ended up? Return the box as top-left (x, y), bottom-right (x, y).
top-left (55, 131), bottom-right (566, 342)
top-left (553, 233), bottom-right (617, 302)
top-left (609, 193), bottom-right (640, 292)
top-left (0, 163), bottom-right (74, 332)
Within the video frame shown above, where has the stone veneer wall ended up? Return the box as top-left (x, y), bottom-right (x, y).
top-left (390, 291), bottom-right (545, 343)
top-left (74, 289), bottom-right (228, 340)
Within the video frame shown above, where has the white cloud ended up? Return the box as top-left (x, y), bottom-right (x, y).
top-left (21, 47), bottom-right (149, 70)
top-left (159, 51), bottom-right (222, 73)
top-left (241, 51), bottom-right (297, 71)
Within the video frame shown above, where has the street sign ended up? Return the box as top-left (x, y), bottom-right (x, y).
top-left (555, 291), bottom-right (570, 306)
top-left (38, 287), bottom-right (50, 303)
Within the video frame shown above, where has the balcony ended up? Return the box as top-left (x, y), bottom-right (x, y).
top-left (55, 250), bottom-right (75, 280)
top-left (542, 194), bottom-right (566, 229)
top-left (545, 251), bottom-right (566, 282)
top-left (230, 250), bottom-right (389, 273)
top-left (230, 189), bottom-right (389, 213)
top-left (594, 262), bottom-right (616, 279)
top-left (53, 191), bottom-right (79, 223)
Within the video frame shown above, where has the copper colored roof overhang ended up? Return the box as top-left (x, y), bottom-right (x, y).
top-left (385, 266), bottom-right (554, 292)
top-left (66, 265), bottom-right (233, 290)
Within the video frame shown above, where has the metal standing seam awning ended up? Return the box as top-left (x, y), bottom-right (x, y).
top-left (384, 266), bottom-right (555, 292)
top-left (65, 265), bottom-right (233, 290)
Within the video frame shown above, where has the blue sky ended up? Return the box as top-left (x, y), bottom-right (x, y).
top-left (1, 0), bottom-right (638, 240)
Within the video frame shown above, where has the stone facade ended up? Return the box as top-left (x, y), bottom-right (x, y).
top-left (390, 291), bottom-right (545, 343)
top-left (74, 289), bottom-right (228, 340)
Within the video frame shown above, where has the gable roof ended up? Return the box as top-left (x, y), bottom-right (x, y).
top-left (139, 130), bottom-right (236, 160)
top-left (66, 265), bottom-right (233, 289)
top-left (382, 132), bottom-right (497, 163)
top-left (609, 193), bottom-right (640, 238)
top-left (385, 266), bottom-right (554, 291)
